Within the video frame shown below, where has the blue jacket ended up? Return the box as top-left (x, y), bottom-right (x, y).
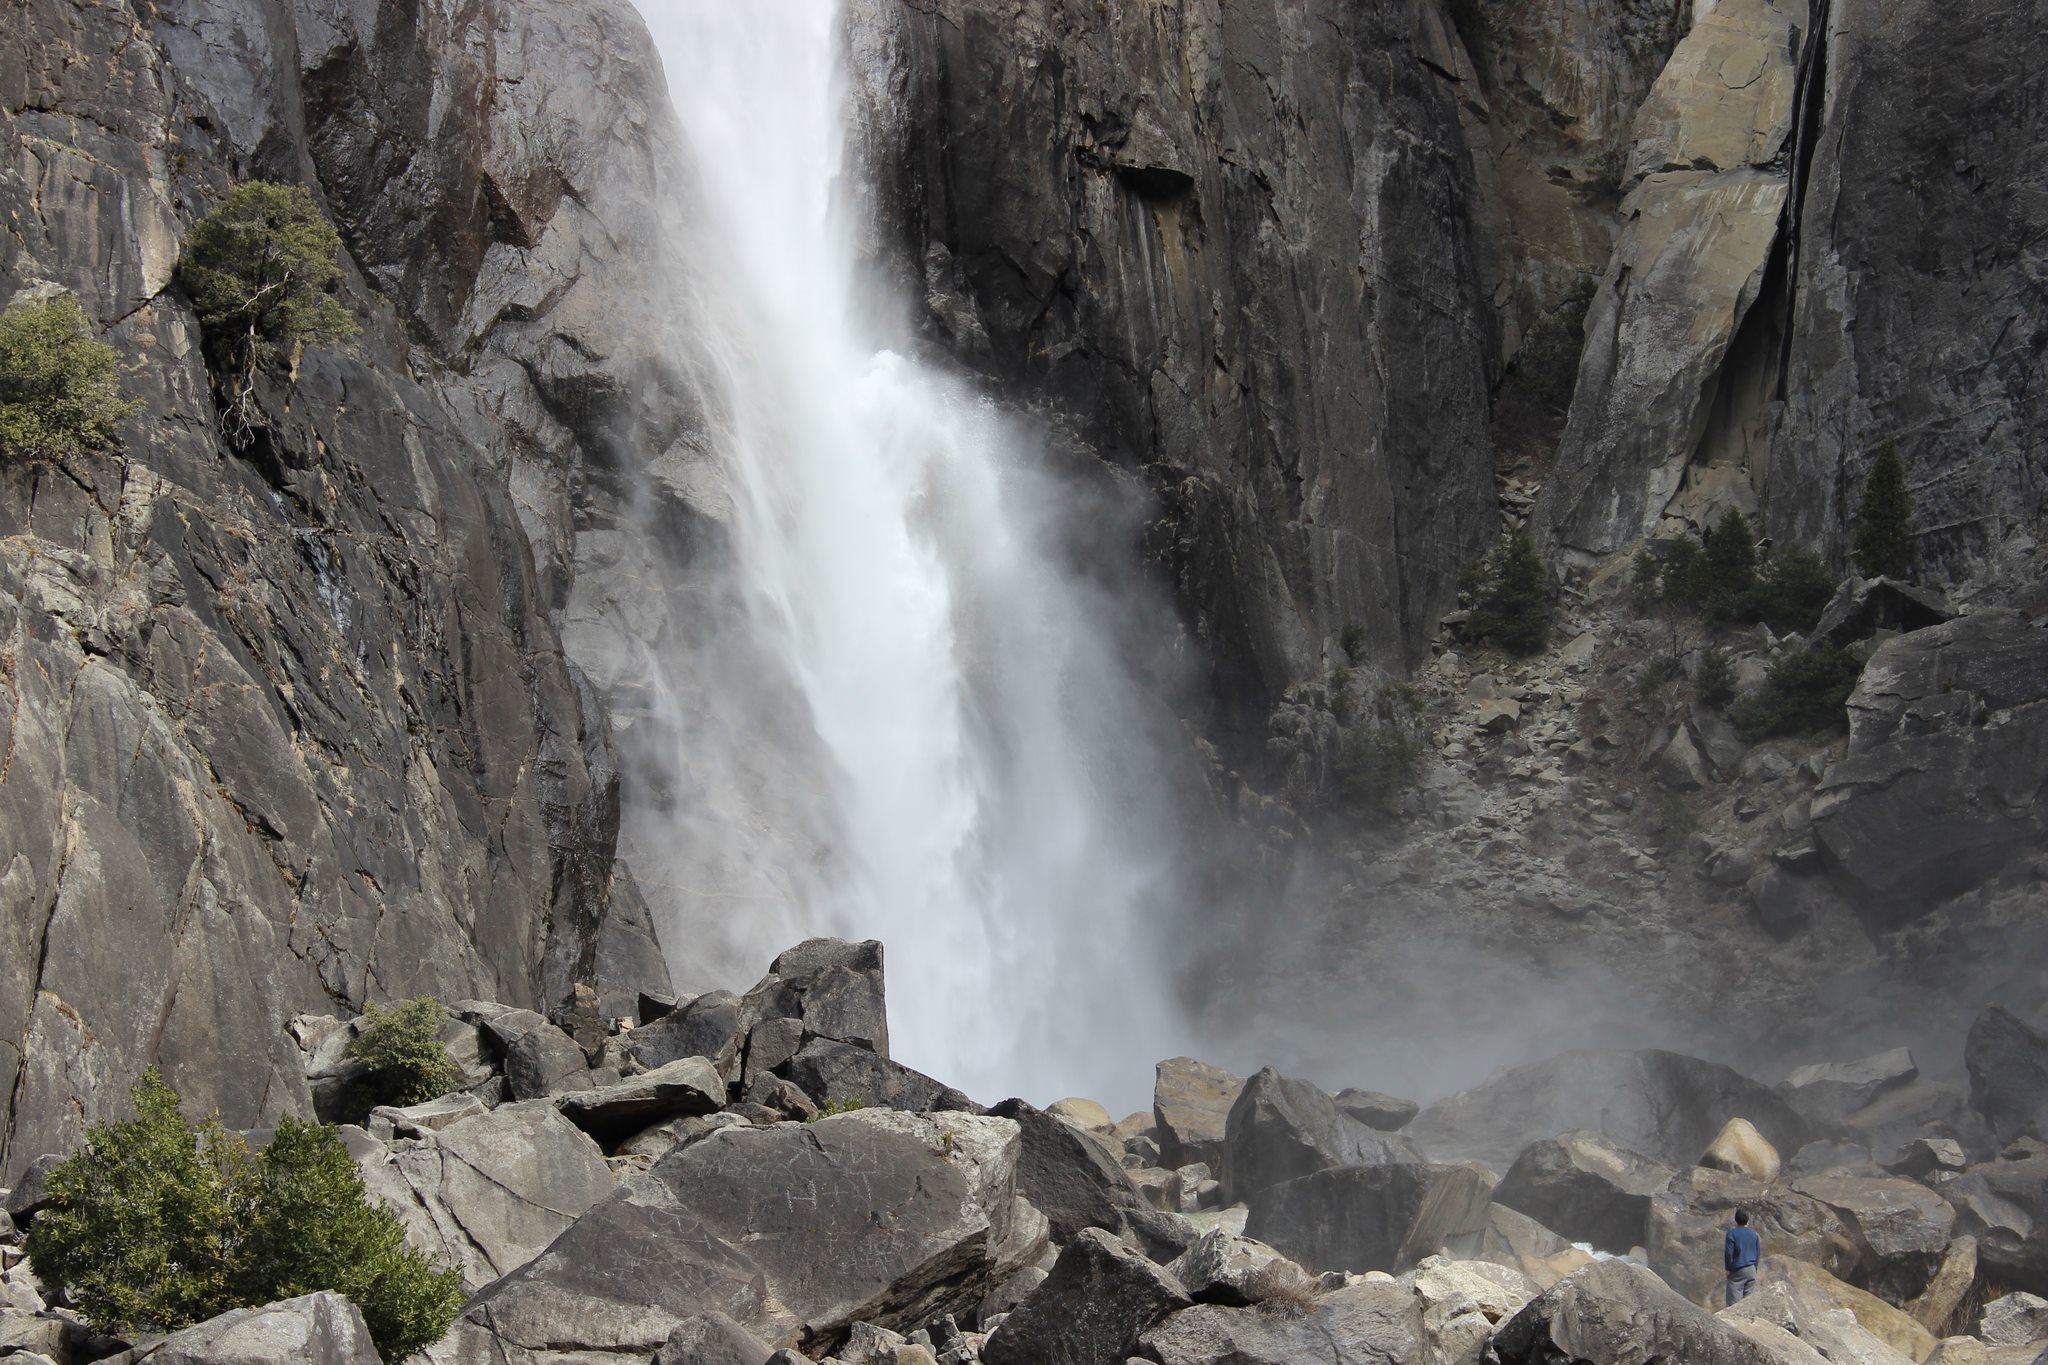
top-left (1726, 1225), bottom-right (1761, 1272)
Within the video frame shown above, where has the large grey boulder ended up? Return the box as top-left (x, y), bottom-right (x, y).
top-left (555, 1057), bottom-right (725, 1146)
top-left (1646, 1167), bottom-right (1859, 1308)
top-left (987, 1097), bottom-right (1150, 1245)
top-left (474, 1009), bottom-right (595, 1101)
top-left (1782, 1050), bottom-right (1921, 1131)
top-left (1947, 1150), bottom-right (2048, 1296)
top-left (1491, 1130), bottom-right (1675, 1254)
top-left (1967, 1008), bottom-right (2048, 1146)
top-left (981, 1227), bottom-right (1190, 1365)
top-left (1245, 1161), bottom-right (1491, 1276)
top-left (1407, 1049), bottom-right (1812, 1171)
top-left (1334, 1089), bottom-right (1420, 1133)
top-left (750, 938), bottom-right (889, 1056)
top-left (1810, 578), bottom-right (1954, 649)
top-left (1492, 1259), bottom-right (1786, 1364)
top-left (1166, 1229), bottom-right (1308, 1307)
top-left (438, 1108), bottom-right (1030, 1361)
top-left (1154, 1058), bottom-right (1244, 1170)
top-left (1811, 613), bottom-right (2048, 920)
top-left (781, 1038), bottom-right (979, 1115)
top-left (354, 1099), bottom-right (615, 1293)
top-left (1723, 1279), bottom-right (1919, 1365)
top-left (629, 991), bottom-right (744, 1079)
top-left (652, 1311), bottom-right (775, 1365)
top-left (1137, 1277), bottom-right (1425, 1365)
top-left (1793, 1174), bottom-right (1958, 1304)
top-left (110, 1292), bottom-right (379, 1365)
top-left (1978, 1292), bottom-right (2048, 1347)
top-left (1221, 1067), bottom-right (1418, 1202)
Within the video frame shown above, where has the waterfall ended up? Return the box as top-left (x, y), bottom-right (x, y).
top-left (628, 1), bottom-right (1188, 1106)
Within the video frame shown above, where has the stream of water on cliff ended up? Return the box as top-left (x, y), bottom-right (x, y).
top-left (633, 2), bottom-right (1183, 1105)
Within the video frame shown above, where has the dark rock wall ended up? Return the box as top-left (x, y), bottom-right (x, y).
top-left (0, 0), bottom-right (678, 1179)
top-left (849, 0), bottom-right (1501, 745)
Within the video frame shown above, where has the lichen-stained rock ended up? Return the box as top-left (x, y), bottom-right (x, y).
top-left (102, 1291), bottom-right (380, 1365)
top-left (981, 1227), bottom-right (1191, 1365)
top-left (847, 0), bottom-right (1498, 736)
top-left (1736, 1256), bottom-right (1940, 1362)
top-left (1534, 0), bottom-right (1809, 559)
top-left (1153, 1057), bottom-right (1244, 1171)
top-left (1407, 1049), bottom-right (1813, 1172)
top-left (1492, 1130), bottom-right (1675, 1254)
top-left (1137, 1278), bottom-right (1426, 1365)
top-left (354, 1100), bottom-right (616, 1295)
top-left (439, 1109), bottom-right (1029, 1361)
top-left (1811, 614), bottom-right (2048, 920)
top-left (1492, 1259), bottom-right (1786, 1365)
top-left (1792, 1174), bottom-right (1957, 1305)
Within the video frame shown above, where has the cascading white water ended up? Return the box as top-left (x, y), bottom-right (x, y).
top-left (631, 1), bottom-right (1186, 1105)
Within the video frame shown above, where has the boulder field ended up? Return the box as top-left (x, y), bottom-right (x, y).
top-left (3, 937), bottom-right (2045, 1365)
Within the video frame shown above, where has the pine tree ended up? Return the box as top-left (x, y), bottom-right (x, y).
top-left (1852, 440), bottom-right (1919, 580)
top-left (1701, 508), bottom-right (1759, 622)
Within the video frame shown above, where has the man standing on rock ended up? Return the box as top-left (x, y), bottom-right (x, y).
top-left (1725, 1208), bottom-right (1762, 1304)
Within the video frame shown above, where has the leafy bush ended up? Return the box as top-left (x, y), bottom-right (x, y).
top-left (1695, 648), bottom-right (1737, 708)
top-left (180, 182), bottom-right (357, 380)
top-left (1749, 549), bottom-right (1836, 634)
top-left (25, 1071), bottom-right (461, 1363)
top-left (1852, 440), bottom-right (1919, 580)
top-left (1700, 508), bottom-right (1759, 622)
top-left (0, 293), bottom-right (139, 461)
top-left (346, 998), bottom-right (461, 1109)
top-left (1339, 622), bottom-right (1368, 663)
top-left (1464, 530), bottom-right (1552, 655)
top-left (1731, 644), bottom-right (1863, 739)
top-left (811, 1097), bottom-right (866, 1120)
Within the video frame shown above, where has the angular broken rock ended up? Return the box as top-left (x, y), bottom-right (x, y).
top-left (630, 990), bottom-right (744, 1079)
top-left (1493, 1129), bottom-right (1675, 1254)
top-left (1967, 1007), bottom-right (2048, 1147)
top-left (1909, 1235), bottom-right (1978, 1335)
top-left (106, 1291), bottom-right (380, 1365)
top-left (1978, 1291), bottom-right (2048, 1347)
top-left (653, 1310), bottom-right (774, 1365)
top-left (440, 1109), bottom-right (1027, 1360)
top-left (1742, 1255), bottom-right (1939, 1361)
top-left (1781, 1048), bottom-right (1920, 1129)
top-left (986, 1097), bottom-right (1152, 1245)
top-left (1944, 1148), bottom-right (2048, 1294)
top-left (1793, 1172), bottom-right (1957, 1304)
top-left (981, 1227), bottom-right (1191, 1365)
top-left (1221, 1067), bottom-right (1418, 1202)
top-left (1245, 1160), bottom-right (1489, 1275)
top-left (745, 937), bottom-right (891, 1056)
top-left (1137, 1277), bottom-right (1425, 1365)
top-left (1333, 1088), bottom-right (1420, 1132)
top-left (1703, 1117), bottom-right (1783, 1184)
top-left (1406, 1048), bottom-right (1813, 1170)
top-left (1646, 1167), bottom-right (1859, 1308)
top-left (1722, 1278), bottom-right (1921, 1365)
top-left (1442, 1203), bottom-right (1596, 1289)
top-left (1154, 1056), bottom-right (1244, 1169)
top-left (476, 1007), bottom-right (596, 1100)
top-left (1492, 1259), bottom-right (1784, 1365)
top-left (555, 1056), bottom-right (726, 1146)
top-left (783, 1037), bottom-right (978, 1114)
top-left (1166, 1228), bottom-right (1304, 1307)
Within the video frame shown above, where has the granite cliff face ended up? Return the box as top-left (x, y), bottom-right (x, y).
top-left (0, 0), bottom-right (679, 1180)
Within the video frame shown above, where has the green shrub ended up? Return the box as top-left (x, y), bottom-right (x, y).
top-left (25, 1071), bottom-right (461, 1363)
top-left (1334, 685), bottom-right (1427, 816)
top-left (1465, 530), bottom-right (1552, 655)
top-left (1630, 548), bottom-right (1663, 614)
top-left (811, 1097), bottom-right (866, 1120)
top-left (1695, 648), bottom-right (1736, 708)
top-left (1731, 644), bottom-right (1863, 739)
top-left (180, 182), bottom-right (357, 380)
top-left (0, 293), bottom-right (139, 461)
top-left (347, 998), bottom-right (461, 1109)
top-left (1700, 509), bottom-right (1759, 622)
top-left (1636, 654), bottom-right (1680, 700)
top-left (1658, 536), bottom-right (1710, 612)
top-left (1339, 622), bottom-right (1368, 663)
top-left (1852, 440), bottom-right (1919, 580)
top-left (1748, 549), bottom-right (1836, 634)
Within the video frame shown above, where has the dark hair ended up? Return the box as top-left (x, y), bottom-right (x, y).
top-left (1735, 1209), bottom-right (1750, 1226)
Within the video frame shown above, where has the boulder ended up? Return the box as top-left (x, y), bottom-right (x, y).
top-left (986, 1097), bottom-right (1152, 1246)
top-left (1909, 1236), bottom-right (1978, 1336)
top-left (981, 1228), bottom-right (1190, 1365)
top-left (1845, 1079), bottom-right (1980, 1158)
top-left (1408, 1251), bottom-right (1540, 1326)
top-left (1221, 1067), bottom-right (1418, 1202)
top-left (108, 1292), bottom-right (379, 1365)
top-left (1782, 1049), bottom-right (1921, 1129)
top-left (1792, 1141), bottom-right (1883, 1178)
top-left (742, 939), bottom-right (890, 1057)
top-left (1723, 1278), bottom-right (1919, 1365)
top-left (1646, 1168), bottom-right (1859, 1308)
top-left (1745, 1255), bottom-right (1940, 1362)
top-left (1136, 1278), bottom-right (1425, 1365)
top-left (1892, 1139), bottom-right (1970, 1181)
top-left (1407, 1049), bottom-right (1813, 1171)
top-left (1793, 1174), bottom-right (1957, 1303)
top-left (1922, 1340), bottom-right (2048, 1365)
top-left (630, 991), bottom-right (744, 1079)
top-left (1492, 1259), bottom-right (1786, 1365)
top-left (1166, 1229), bottom-right (1305, 1306)
top-left (1705, 1118), bottom-right (1784, 1184)
top-left (1333, 1089), bottom-right (1420, 1132)
top-left (1245, 1161), bottom-right (1491, 1275)
top-left (440, 1109), bottom-right (1028, 1360)
top-left (368, 1093), bottom-right (487, 1138)
top-left (1444, 1203), bottom-right (1597, 1289)
top-left (1493, 1130), bottom-right (1676, 1254)
top-left (653, 1311), bottom-right (775, 1365)
top-left (1154, 1058), bottom-right (1244, 1170)
top-left (782, 1038), bottom-right (979, 1115)
top-left (1980, 1292), bottom-right (2048, 1347)
top-left (556, 1056), bottom-right (726, 1146)
top-left (1046, 1098), bottom-right (1114, 1134)
top-left (353, 1099), bottom-right (616, 1293)
top-left (1947, 1150), bottom-right (2048, 1295)
top-left (1810, 577), bottom-right (1955, 649)
top-left (1967, 1008), bottom-right (2048, 1146)
top-left (1, 1156), bottom-right (58, 1222)
top-left (477, 1008), bottom-right (595, 1100)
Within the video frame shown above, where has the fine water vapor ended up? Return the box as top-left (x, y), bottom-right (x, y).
top-left (624, 1), bottom-right (1191, 1108)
